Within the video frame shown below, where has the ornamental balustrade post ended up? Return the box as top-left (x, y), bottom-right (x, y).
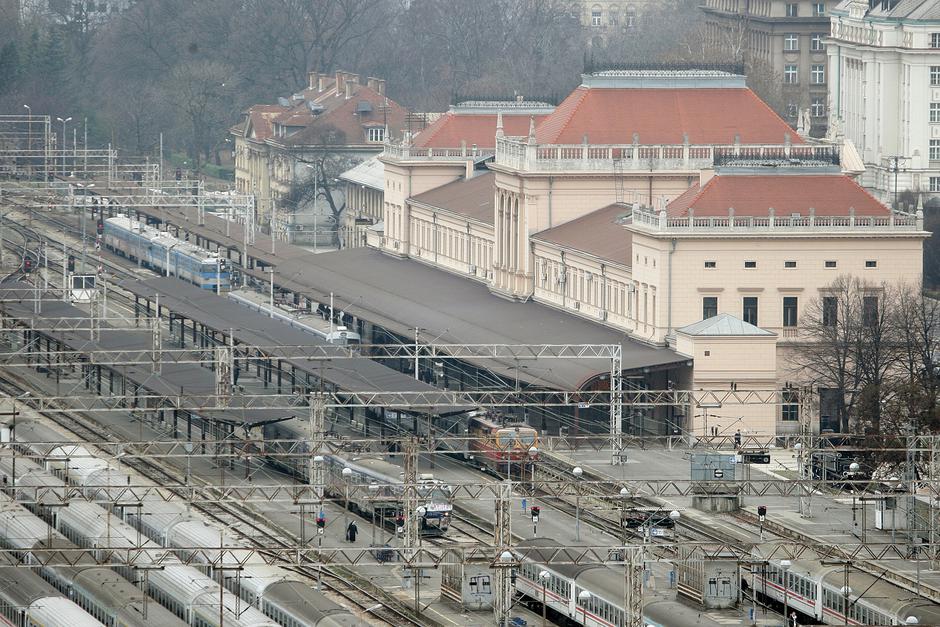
top-left (784, 133), bottom-right (791, 159)
top-left (728, 207), bottom-right (735, 230)
top-left (768, 207), bottom-right (775, 230)
top-left (687, 207), bottom-right (694, 231)
top-left (917, 209), bottom-right (924, 230)
top-left (849, 206), bottom-right (856, 227)
top-left (461, 140), bottom-right (467, 157)
top-left (682, 133), bottom-right (690, 168)
top-left (632, 132), bottom-right (640, 168)
top-left (658, 209), bottom-right (667, 231)
top-left (809, 207), bottom-right (815, 228)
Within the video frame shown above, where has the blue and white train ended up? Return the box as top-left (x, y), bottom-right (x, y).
top-left (103, 216), bottom-right (232, 290)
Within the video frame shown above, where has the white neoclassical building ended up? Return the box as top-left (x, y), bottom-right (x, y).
top-left (827, 0), bottom-right (940, 202)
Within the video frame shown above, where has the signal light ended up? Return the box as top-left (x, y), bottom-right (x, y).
top-left (316, 513), bottom-right (326, 534)
top-left (96, 219), bottom-right (104, 235)
top-left (757, 505), bottom-right (767, 522)
top-left (531, 506), bottom-right (540, 523)
top-left (22, 255), bottom-right (33, 273)
top-left (67, 255), bottom-right (75, 273)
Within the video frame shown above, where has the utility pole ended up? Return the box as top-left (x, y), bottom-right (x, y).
top-left (151, 295), bottom-right (161, 373)
top-left (493, 480), bottom-right (513, 627)
top-left (798, 384), bottom-right (815, 518)
top-left (624, 545), bottom-right (643, 627)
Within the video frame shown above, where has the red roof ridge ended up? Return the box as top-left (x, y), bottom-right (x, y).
top-left (742, 89), bottom-right (802, 144)
top-left (842, 172), bottom-right (888, 209)
top-left (537, 87), bottom-right (590, 144)
top-left (414, 113), bottom-right (447, 147)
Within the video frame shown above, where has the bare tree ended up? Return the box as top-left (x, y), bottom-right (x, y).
top-left (891, 284), bottom-right (940, 434)
top-left (165, 60), bottom-right (234, 173)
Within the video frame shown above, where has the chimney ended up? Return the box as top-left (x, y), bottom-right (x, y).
top-left (318, 75), bottom-right (328, 92)
top-left (345, 80), bottom-right (354, 100)
top-left (367, 77), bottom-right (386, 95)
top-left (308, 71), bottom-right (319, 91)
top-left (335, 71), bottom-right (345, 96)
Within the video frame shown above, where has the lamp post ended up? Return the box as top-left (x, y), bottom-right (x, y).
top-left (538, 570), bottom-right (550, 627)
top-left (56, 117), bottom-right (72, 175)
top-left (780, 560), bottom-right (792, 627)
top-left (840, 585), bottom-right (852, 627)
top-left (22, 105), bottom-right (31, 167)
top-left (528, 446), bottom-right (538, 493)
top-left (577, 590), bottom-right (591, 622)
top-left (573, 466), bottom-right (583, 542)
top-left (341, 466), bottom-right (352, 530)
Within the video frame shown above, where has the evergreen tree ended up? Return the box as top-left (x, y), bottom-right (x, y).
top-left (0, 42), bottom-right (20, 95)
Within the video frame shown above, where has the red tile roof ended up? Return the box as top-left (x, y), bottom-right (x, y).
top-left (410, 172), bottom-right (495, 225)
top-left (531, 203), bottom-right (633, 266)
top-left (666, 173), bottom-right (889, 218)
top-left (279, 83), bottom-right (409, 147)
top-left (245, 105), bottom-right (289, 142)
top-left (413, 113), bottom-right (548, 149)
top-left (535, 87), bottom-right (800, 146)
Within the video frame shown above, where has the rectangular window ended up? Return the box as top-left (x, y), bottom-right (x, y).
top-left (783, 296), bottom-right (798, 327)
top-left (784, 65), bottom-right (799, 84)
top-left (787, 102), bottom-right (799, 118)
top-left (367, 127), bottom-right (385, 142)
top-left (811, 64), bottom-right (825, 84)
top-left (932, 66), bottom-right (940, 86)
top-left (784, 260), bottom-right (797, 268)
top-left (811, 97), bottom-right (826, 118)
top-left (932, 33), bottom-right (940, 48)
top-left (932, 177), bottom-right (940, 193)
top-left (813, 2), bottom-right (825, 16)
top-left (703, 296), bottom-right (718, 320)
top-left (744, 260), bottom-right (757, 268)
top-left (784, 33), bottom-right (799, 51)
top-left (704, 260), bottom-right (717, 268)
top-left (863, 296), bottom-right (879, 326)
top-left (591, 9), bottom-right (601, 26)
top-left (931, 103), bottom-right (940, 123)
top-left (786, 3), bottom-right (799, 17)
top-left (823, 296), bottom-right (837, 326)
top-left (743, 296), bottom-right (759, 326)
top-left (825, 260), bottom-right (837, 268)
top-left (811, 33), bottom-right (826, 51)
top-left (932, 140), bottom-right (940, 161)
top-left (865, 260), bottom-right (877, 268)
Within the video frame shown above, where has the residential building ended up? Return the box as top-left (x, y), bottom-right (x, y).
top-left (827, 0), bottom-right (940, 203)
top-left (231, 71), bottom-right (411, 246)
top-left (700, 0), bottom-right (832, 135)
top-left (579, 0), bottom-right (657, 45)
top-left (375, 68), bottom-right (928, 436)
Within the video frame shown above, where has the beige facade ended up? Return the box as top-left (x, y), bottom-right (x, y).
top-left (701, 0), bottom-right (831, 135)
top-left (373, 70), bottom-right (928, 436)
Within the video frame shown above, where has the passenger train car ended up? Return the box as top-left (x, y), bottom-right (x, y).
top-left (0, 495), bottom-right (187, 627)
top-left (322, 454), bottom-right (453, 536)
top-left (103, 216), bottom-right (231, 290)
top-left (515, 538), bottom-right (730, 627)
top-left (466, 414), bottom-right (539, 479)
top-left (9, 420), bottom-right (361, 627)
top-left (0, 553), bottom-right (105, 627)
top-left (749, 542), bottom-right (940, 626)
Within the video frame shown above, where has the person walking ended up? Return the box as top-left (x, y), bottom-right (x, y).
top-left (346, 520), bottom-right (358, 543)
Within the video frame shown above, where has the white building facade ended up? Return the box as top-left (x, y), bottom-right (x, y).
top-left (827, 0), bottom-right (940, 202)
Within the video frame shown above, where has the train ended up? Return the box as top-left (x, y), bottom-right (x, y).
top-left (7, 420), bottom-right (361, 627)
top-left (102, 216), bottom-right (232, 290)
top-left (514, 538), bottom-right (730, 627)
top-left (324, 453), bottom-right (453, 536)
top-left (0, 551), bottom-right (106, 627)
top-left (227, 291), bottom-right (361, 346)
top-left (466, 414), bottom-right (539, 479)
top-left (748, 542), bottom-right (940, 626)
top-left (0, 494), bottom-right (188, 627)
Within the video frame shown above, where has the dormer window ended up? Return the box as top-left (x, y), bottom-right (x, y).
top-left (367, 127), bottom-right (385, 143)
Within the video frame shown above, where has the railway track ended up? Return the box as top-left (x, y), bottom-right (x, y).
top-left (0, 358), bottom-right (429, 626)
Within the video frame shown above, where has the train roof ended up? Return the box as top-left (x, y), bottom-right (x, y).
top-left (263, 580), bottom-right (361, 625)
top-left (23, 596), bottom-right (105, 626)
top-left (821, 568), bottom-right (940, 623)
top-left (106, 215), bottom-right (222, 264)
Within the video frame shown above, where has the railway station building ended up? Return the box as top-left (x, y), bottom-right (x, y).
top-left (376, 69), bottom-right (930, 437)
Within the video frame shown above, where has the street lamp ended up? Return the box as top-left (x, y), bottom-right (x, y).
top-left (538, 570), bottom-right (550, 627)
top-left (840, 585), bottom-right (852, 627)
top-left (779, 560), bottom-right (792, 627)
top-left (22, 105), bottom-right (31, 155)
top-left (528, 446), bottom-right (538, 492)
top-left (341, 466), bottom-right (352, 529)
top-left (577, 589), bottom-right (591, 621)
top-left (573, 466), bottom-right (583, 542)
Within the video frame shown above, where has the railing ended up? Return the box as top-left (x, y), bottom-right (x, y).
top-left (494, 136), bottom-right (841, 172)
top-left (629, 207), bottom-right (925, 234)
top-left (382, 142), bottom-right (494, 161)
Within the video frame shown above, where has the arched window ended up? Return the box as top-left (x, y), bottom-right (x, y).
top-left (626, 5), bottom-right (637, 28)
top-left (591, 4), bottom-right (602, 26)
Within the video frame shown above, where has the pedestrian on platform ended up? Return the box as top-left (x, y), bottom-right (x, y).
top-left (346, 520), bottom-right (358, 542)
